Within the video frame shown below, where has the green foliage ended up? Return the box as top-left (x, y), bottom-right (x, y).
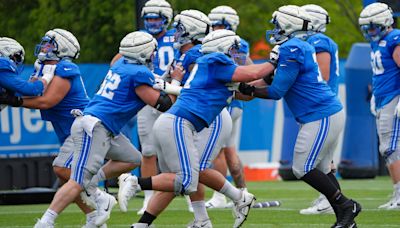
top-left (1, 0), bottom-right (367, 63)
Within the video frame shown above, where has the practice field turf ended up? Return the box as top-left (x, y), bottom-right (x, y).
top-left (0, 177), bottom-right (398, 227)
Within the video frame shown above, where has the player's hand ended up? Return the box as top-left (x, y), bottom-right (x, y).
top-left (153, 78), bottom-right (182, 95)
top-left (394, 99), bottom-right (400, 118)
top-left (238, 83), bottom-right (255, 96)
top-left (170, 64), bottom-right (185, 82)
top-left (0, 92), bottom-right (23, 107)
top-left (269, 45), bottom-right (280, 67)
top-left (370, 95), bottom-right (376, 116)
top-left (225, 82), bottom-right (240, 91)
top-left (41, 64), bottom-right (57, 84)
top-left (153, 78), bottom-right (167, 91)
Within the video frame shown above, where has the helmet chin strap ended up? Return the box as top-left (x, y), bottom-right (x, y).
top-left (38, 52), bottom-right (59, 62)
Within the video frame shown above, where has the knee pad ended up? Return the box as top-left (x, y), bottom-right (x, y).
top-left (174, 173), bottom-right (199, 196)
top-left (385, 149), bottom-right (400, 165)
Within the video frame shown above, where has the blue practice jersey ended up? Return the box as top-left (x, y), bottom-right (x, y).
top-left (369, 29), bottom-right (400, 109)
top-left (40, 60), bottom-right (89, 144)
top-left (168, 53), bottom-right (237, 132)
top-left (267, 38), bottom-right (342, 124)
top-left (0, 57), bottom-right (44, 96)
top-left (307, 33), bottom-right (340, 95)
top-left (152, 29), bottom-right (178, 75)
top-left (84, 57), bottom-right (154, 135)
top-left (229, 38), bottom-right (250, 110)
top-left (174, 44), bottom-right (203, 84)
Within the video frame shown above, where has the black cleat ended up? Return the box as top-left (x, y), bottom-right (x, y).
top-left (332, 199), bottom-right (361, 228)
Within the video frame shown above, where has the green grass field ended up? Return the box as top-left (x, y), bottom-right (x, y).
top-left (0, 177), bottom-right (398, 227)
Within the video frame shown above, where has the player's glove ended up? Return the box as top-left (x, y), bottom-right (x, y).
top-left (225, 82), bottom-right (240, 91)
top-left (153, 78), bottom-right (182, 96)
top-left (267, 45), bottom-right (280, 67)
top-left (41, 64), bottom-right (57, 84)
top-left (370, 95), bottom-right (376, 116)
top-left (394, 99), bottom-right (400, 118)
top-left (238, 83), bottom-right (255, 96)
top-left (0, 92), bottom-right (23, 107)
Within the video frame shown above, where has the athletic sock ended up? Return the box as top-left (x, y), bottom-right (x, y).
top-left (301, 169), bottom-right (348, 205)
top-left (144, 190), bottom-right (154, 203)
top-left (41, 209), bottom-right (58, 225)
top-left (219, 180), bottom-right (242, 202)
top-left (138, 177), bottom-right (152, 190)
top-left (327, 170), bottom-right (341, 190)
top-left (191, 201), bottom-right (209, 221)
top-left (138, 211), bottom-right (157, 225)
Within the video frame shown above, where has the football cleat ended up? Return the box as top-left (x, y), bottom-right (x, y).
top-left (34, 219), bottom-right (54, 228)
top-left (187, 219), bottom-right (213, 228)
top-left (232, 190), bottom-right (255, 228)
top-left (82, 221), bottom-right (107, 228)
top-left (378, 191), bottom-right (400, 209)
top-left (332, 199), bottom-right (361, 228)
top-left (118, 174), bottom-right (141, 212)
top-left (80, 190), bottom-right (97, 209)
top-left (93, 190), bottom-right (117, 226)
top-left (300, 194), bottom-right (334, 215)
top-left (206, 191), bottom-right (230, 209)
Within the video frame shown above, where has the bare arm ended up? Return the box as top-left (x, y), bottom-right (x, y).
top-left (231, 62), bottom-right (275, 83)
top-left (316, 52), bottom-right (331, 82)
top-left (135, 85), bottom-right (176, 108)
top-left (22, 76), bottom-right (71, 109)
top-left (392, 45), bottom-right (400, 67)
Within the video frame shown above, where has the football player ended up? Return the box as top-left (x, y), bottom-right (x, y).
top-left (112, 0), bottom-right (177, 215)
top-left (206, 5), bottom-right (251, 209)
top-left (299, 4), bottom-right (339, 215)
top-left (359, 2), bottom-right (400, 209)
top-left (0, 37), bottom-right (55, 108)
top-left (118, 28), bottom-right (282, 228)
top-left (238, 5), bottom-right (361, 228)
top-left (0, 30), bottom-right (109, 228)
top-left (32, 31), bottom-right (177, 228)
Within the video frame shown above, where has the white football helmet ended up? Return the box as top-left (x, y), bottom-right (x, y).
top-left (0, 37), bottom-right (25, 65)
top-left (359, 2), bottom-right (394, 42)
top-left (266, 5), bottom-right (312, 45)
top-left (141, 0), bottom-right (173, 35)
top-left (301, 4), bottom-right (330, 33)
top-left (173, 9), bottom-right (211, 49)
top-left (119, 31), bottom-right (158, 67)
top-left (208, 5), bottom-right (240, 32)
top-left (35, 28), bottom-right (80, 61)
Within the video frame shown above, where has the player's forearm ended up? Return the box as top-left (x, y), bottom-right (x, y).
top-left (22, 96), bottom-right (53, 109)
top-left (233, 62), bottom-right (275, 82)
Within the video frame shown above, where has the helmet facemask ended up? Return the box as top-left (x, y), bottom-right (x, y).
top-left (35, 36), bottom-right (59, 61)
top-left (360, 23), bottom-right (388, 42)
top-left (228, 41), bottom-right (246, 65)
top-left (144, 13), bottom-right (168, 35)
top-left (266, 18), bottom-right (288, 45)
top-left (173, 22), bottom-right (192, 49)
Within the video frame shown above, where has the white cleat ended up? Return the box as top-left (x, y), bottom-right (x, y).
top-left (93, 190), bottom-right (117, 226)
top-left (232, 190), bottom-right (255, 228)
top-left (206, 191), bottom-right (230, 209)
top-left (187, 219), bottom-right (213, 228)
top-left (80, 190), bottom-right (97, 209)
top-left (118, 174), bottom-right (141, 212)
top-left (82, 221), bottom-right (107, 228)
top-left (378, 191), bottom-right (400, 209)
top-left (34, 219), bottom-right (54, 228)
top-left (300, 194), bottom-right (334, 215)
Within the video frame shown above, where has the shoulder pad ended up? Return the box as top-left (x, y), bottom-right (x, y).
top-left (55, 60), bottom-right (80, 78)
top-left (0, 57), bottom-right (17, 73)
